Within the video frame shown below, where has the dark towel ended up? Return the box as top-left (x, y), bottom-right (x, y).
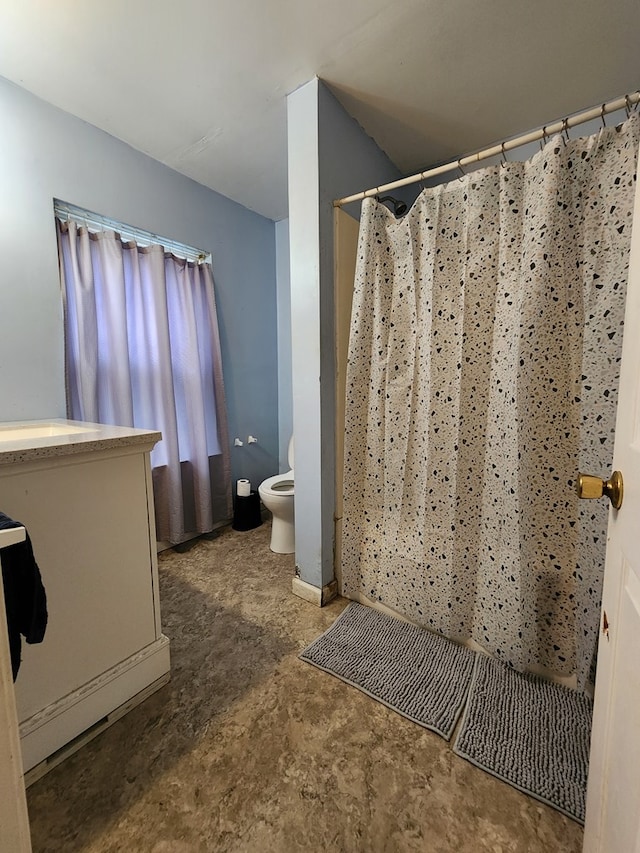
top-left (0, 512), bottom-right (48, 680)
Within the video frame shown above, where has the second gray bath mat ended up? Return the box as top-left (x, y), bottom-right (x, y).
top-left (453, 654), bottom-right (593, 823)
top-left (300, 602), bottom-right (476, 739)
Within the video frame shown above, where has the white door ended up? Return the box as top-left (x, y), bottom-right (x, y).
top-left (0, 528), bottom-right (32, 853)
top-left (583, 151), bottom-right (640, 852)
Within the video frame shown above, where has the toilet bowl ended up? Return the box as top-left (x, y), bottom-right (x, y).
top-left (258, 437), bottom-right (294, 553)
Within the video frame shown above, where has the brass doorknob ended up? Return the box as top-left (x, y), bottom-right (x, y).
top-left (577, 471), bottom-right (623, 509)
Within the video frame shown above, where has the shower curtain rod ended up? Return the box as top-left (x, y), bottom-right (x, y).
top-left (333, 90), bottom-right (640, 208)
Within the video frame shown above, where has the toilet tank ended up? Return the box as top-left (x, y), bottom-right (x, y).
top-left (288, 436), bottom-right (294, 469)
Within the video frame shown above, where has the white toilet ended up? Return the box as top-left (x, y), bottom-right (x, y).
top-left (258, 437), bottom-right (294, 554)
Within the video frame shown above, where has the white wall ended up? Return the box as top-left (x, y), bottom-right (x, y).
top-left (287, 78), bottom-right (402, 589)
top-left (0, 77), bottom-right (279, 490)
top-left (276, 219), bottom-right (293, 472)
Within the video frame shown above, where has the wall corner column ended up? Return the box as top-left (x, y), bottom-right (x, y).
top-left (287, 79), bottom-right (336, 595)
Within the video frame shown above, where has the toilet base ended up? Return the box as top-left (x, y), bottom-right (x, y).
top-left (269, 516), bottom-right (295, 554)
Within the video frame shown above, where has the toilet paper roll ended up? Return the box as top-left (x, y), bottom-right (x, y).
top-left (237, 478), bottom-right (251, 497)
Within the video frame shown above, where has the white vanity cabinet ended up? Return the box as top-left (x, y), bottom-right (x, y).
top-left (0, 420), bottom-right (170, 780)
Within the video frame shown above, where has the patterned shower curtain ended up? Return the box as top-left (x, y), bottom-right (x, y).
top-left (341, 115), bottom-right (639, 689)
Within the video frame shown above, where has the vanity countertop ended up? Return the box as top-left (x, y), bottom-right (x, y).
top-left (0, 419), bottom-right (161, 466)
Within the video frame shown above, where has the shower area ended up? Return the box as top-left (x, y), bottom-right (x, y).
top-left (334, 105), bottom-right (640, 692)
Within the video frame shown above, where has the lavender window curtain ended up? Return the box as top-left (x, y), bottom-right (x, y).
top-left (57, 221), bottom-right (232, 543)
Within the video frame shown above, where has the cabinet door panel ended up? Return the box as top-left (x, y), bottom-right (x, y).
top-left (1, 453), bottom-right (156, 720)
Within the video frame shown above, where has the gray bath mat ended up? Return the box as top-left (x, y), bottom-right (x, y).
top-left (299, 602), bottom-right (476, 739)
top-left (453, 655), bottom-right (593, 823)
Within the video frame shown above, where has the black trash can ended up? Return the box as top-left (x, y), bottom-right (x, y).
top-left (232, 491), bottom-right (262, 531)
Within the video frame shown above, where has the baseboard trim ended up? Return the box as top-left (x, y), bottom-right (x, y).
top-left (23, 671), bottom-right (170, 787)
top-left (292, 577), bottom-right (338, 607)
top-left (20, 635), bottom-right (170, 778)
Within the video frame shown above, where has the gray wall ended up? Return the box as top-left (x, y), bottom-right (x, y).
top-left (0, 77), bottom-right (278, 493)
top-left (287, 78), bottom-right (402, 589)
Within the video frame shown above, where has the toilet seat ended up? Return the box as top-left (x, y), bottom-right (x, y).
top-left (259, 471), bottom-right (294, 496)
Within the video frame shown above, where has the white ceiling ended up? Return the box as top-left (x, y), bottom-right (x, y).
top-left (0, 0), bottom-right (638, 221)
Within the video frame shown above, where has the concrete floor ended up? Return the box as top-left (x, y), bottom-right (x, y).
top-left (27, 522), bottom-right (584, 852)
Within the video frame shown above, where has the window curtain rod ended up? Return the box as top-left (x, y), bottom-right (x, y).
top-left (333, 90), bottom-right (640, 208)
top-left (53, 200), bottom-right (211, 264)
